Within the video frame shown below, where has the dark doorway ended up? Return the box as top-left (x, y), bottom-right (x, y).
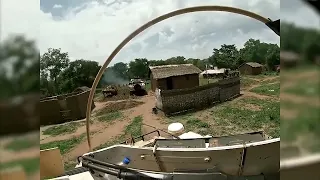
top-left (166, 77), bottom-right (173, 90)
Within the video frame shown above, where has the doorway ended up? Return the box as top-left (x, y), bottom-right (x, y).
top-left (166, 77), bottom-right (173, 90)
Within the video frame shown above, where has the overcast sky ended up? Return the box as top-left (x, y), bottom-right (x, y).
top-left (0, 0), bottom-right (318, 65)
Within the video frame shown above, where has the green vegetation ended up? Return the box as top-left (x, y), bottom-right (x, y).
top-left (93, 135), bottom-right (125, 151)
top-left (125, 116), bottom-right (143, 137)
top-left (284, 80), bottom-right (319, 97)
top-left (211, 98), bottom-right (280, 137)
top-left (250, 83), bottom-right (280, 96)
top-left (166, 115), bottom-right (211, 135)
top-left (145, 81), bottom-right (151, 91)
top-left (0, 158), bottom-right (39, 175)
top-left (4, 138), bottom-right (38, 151)
top-left (64, 160), bottom-right (78, 171)
top-left (40, 134), bottom-right (85, 154)
top-left (95, 101), bottom-right (143, 116)
top-left (240, 77), bottom-right (258, 89)
top-left (281, 103), bottom-right (320, 152)
top-left (97, 111), bottom-right (123, 123)
top-left (93, 116), bottom-right (143, 151)
top-left (281, 105), bottom-right (319, 139)
top-left (40, 36), bottom-right (282, 96)
top-left (261, 77), bottom-right (280, 84)
top-left (42, 122), bottom-right (83, 136)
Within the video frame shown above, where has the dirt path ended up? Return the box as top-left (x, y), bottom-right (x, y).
top-left (281, 93), bottom-right (320, 107)
top-left (0, 147), bottom-right (39, 163)
top-left (64, 120), bottom-right (130, 161)
top-left (29, 171), bottom-right (40, 180)
top-left (92, 101), bottom-right (108, 113)
top-left (40, 122), bottom-right (105, 144)
top-left (240, 91), bottom-right (276, 100)
top-left (125, 95), bottom-right (168, 139)
top-left (237, 76), bottom-right (280, 100)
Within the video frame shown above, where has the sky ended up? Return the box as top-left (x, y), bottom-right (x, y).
top-left (0, 0), bottom-right (319, 65)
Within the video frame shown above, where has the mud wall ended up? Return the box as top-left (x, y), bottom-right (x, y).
top-left (0, 94), bottom-right (39, 136)
top-left (159, 77), bottom-right (240, 115)
top-left (40, 90), bottom-right (94, 126)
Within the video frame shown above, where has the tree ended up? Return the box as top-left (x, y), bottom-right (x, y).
top-left (112, 62), bottom-right (129, 79)
top-left (301, 31), bottom-right (320, 63)
top-left (209, 44), bottom-right (239, 69)
top-left (58, 59), bottom-right (100, 93)
top-left (165, 56), bottom-right (186, 64)
top-left (40, 48), bottom-right (70, 94)
top-left (128, 58), bottom-right (149, 79)
top-left (0, 35), bottom-right (39, 100)
top-left (265, 44), bottom-right (280, 70)
top-left (240, 39), bottom-right (260, 63)
top-left (186, 58), bottom-right (206, 70)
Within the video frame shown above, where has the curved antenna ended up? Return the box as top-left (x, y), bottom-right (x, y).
top-left (85, 6), bottom-right (279, 151)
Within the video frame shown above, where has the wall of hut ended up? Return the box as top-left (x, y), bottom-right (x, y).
top-left (157, 77), bottom-right (240, 115)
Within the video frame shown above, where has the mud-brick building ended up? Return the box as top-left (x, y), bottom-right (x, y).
top-left (149, 64), bottom-right (202, 91)
top-left (238, 62), bottom-right (263, 75)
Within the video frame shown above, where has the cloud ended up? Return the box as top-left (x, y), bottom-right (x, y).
top-left (281, 0), bottom-right (319, 29)
top-left (3, 0), bottom-right (306, 66)
top-left (53, 4), bottom-right (63, 9)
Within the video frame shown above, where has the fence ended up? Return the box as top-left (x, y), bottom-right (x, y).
top-left (157, 77), bottom-right (240, 115)
top-left (40, 89), bottom-right (94, 126)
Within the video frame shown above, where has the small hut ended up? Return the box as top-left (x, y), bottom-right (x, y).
top-left (149, 64), bottom-right (202, 91)
top-left (238, 62), bottom-right (263, 75)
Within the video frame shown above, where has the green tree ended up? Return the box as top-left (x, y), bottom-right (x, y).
top-left (128, 58), bottom-right (149, 79)
top-left (58, 59), bottom-right (100, 93)
top-left (40, 48), bottom-right (70, 94)
top-left (165, 56), bottom-right (186, 64)
top-left (265, 44), bottom-right (280, 70)
top-left (0, 36), bottom-right (39, 100)
top-left (186, 58), bottom-right (206, 70)
top-left (112, 62), bottom-right (129, 79)
top-left (209, 44), bottom-right (239, 69)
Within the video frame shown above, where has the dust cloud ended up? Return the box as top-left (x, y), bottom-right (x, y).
top-left (102, 68), bottom-right (129, 85)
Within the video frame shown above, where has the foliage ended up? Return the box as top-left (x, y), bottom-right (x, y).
top-left (0, 158), bottom-right (39, 175)
top-left (128, 58), bottom-right (149, 79)
top-left (38, 22), bottom-right (318, 95)
top-left (209, 44), bottom-right (240, 69)
top-left (42, 122), bottom-right (82, 136)
top-left (40, 48), bottom-right (101, 96)
top-left (97, 111), bottom-right (123, 122)
top-left (4, 137), bottom-right (39, 152)
top-left (281, 22), bottom-right (320, 63)
top-left (40, 134), bottom-right (85, 154)
top-left (250, 83), bottom-right (280, 97)
top-left (125, 116), bottom-right (143, 137)
top-left (57, 59), bottom-right (100, 93)
top-left (0, 35), bottom-right (39, 100)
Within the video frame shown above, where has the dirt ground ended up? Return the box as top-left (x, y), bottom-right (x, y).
top-left (280, 68), bottom-right (319, 157)
top-left (38, 75), bottom-right (280, 164)
top-left (3, 68), bottom-right (318, 178)
top-left (0, 74), bottom-right (282, 178)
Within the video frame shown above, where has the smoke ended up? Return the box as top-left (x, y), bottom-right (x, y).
top-left (102, 68), bottom-right (129, 85)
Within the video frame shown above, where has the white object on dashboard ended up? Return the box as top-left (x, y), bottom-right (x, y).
top-left (168, 123), bottom-right (184, 136)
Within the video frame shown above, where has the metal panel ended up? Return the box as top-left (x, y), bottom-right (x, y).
top-left (241, 138), bottom-right (280, 176)
top-left (280, 154), bottom-right (320, 180)
top-left (92, 144), bottom-right (244, 176)
top-left (209, 131), bottom-right (265, 147)
top-left (155, 139), bottom-right (206, 148)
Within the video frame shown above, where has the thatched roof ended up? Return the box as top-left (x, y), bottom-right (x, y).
top-left (280, 51), bottom-right (300, 61)
top-left (243, 62), bottom-right (263, 68)
top-left (149, 64), bottom-right (201, 79)
top-left (73, 86), bottom-right (91, 93)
